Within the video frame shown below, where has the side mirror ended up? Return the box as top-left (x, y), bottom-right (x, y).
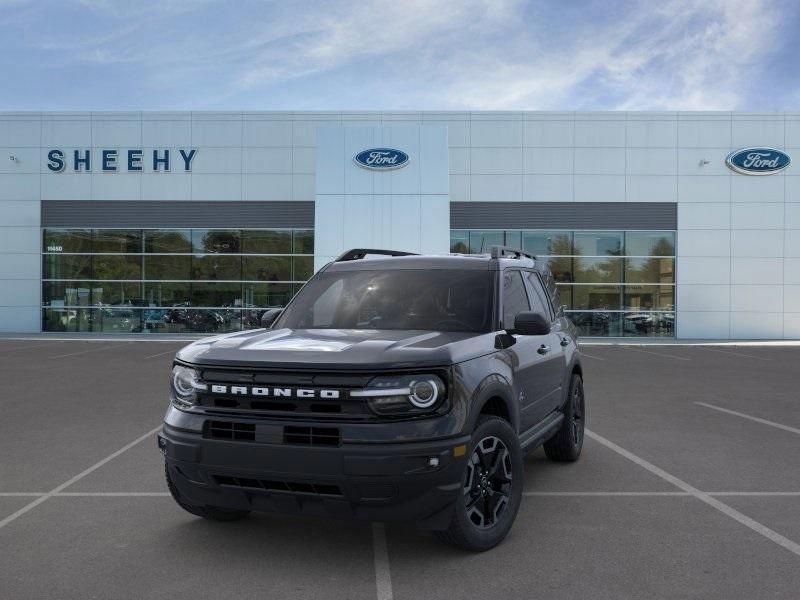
top-left (512, 311), bottom-right (550, 336)
top-left (260, 308), bottom-right (283, 329)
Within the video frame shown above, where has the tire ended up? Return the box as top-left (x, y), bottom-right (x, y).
top-left (435, 416), bottom-right (523, 552)
top-left (543, 373), bottom-right (585, 462)
top-left (165, 463), bottom-right (250, 522)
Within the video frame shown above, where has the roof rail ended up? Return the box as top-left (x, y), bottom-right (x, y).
top-left (335, 248), bottom-right (418, 262)
top-left (489, 245), bottom-right (536, 261)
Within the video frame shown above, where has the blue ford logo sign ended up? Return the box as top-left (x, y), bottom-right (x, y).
top-left (354, 148), bottom-right (409, 170)
top-left (726, 147), bottom-right (790, 175)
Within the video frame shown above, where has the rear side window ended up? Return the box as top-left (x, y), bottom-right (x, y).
top-left (502, 271), bottom-right (530, 329)
top-left (524, 272), bottom-right (553, 320)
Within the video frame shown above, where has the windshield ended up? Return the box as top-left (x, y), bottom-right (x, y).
top-left (276, 269), bottom-right (494, 332)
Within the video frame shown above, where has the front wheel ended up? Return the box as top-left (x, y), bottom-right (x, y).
top-left (543, 373), bottom-right (585, 462)
top-left (435, 416), bottom-right (523, 552)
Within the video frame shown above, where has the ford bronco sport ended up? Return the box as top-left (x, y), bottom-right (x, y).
top-left (159, 246), bottom-right (585, 551)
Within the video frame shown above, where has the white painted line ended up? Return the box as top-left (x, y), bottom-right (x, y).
top-left (372, 522), bottom-right (393, 600)
top-left (695, 402), bottom-right (800, 436)
top-left (524, 491), bottom-right (690, 497)
top-left (143, 348), bottom-right (180, 359)
top-left (54, 492), bottom-right (170, 497)
top-left (623, 346), bottom-right (691, 361)
top-left (585, 428), bottom-right (800, 558)
top-left (696, 347), bottom-right (771, 361)
top-left (0, 425), bottom-right (161, 531)
top-left (0, 493), bottom-right (46, 497)
top-left (580, 353), bottom-right (606, 361)
top-left (707, 492), bottom-right (800, 497)
top-left (50, 343), bottom-right (133, 358)
top-left (524, 491), bottom-right (800, 497)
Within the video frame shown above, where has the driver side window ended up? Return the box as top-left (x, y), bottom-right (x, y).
top-left (502, 271), bottom-right (531, 329)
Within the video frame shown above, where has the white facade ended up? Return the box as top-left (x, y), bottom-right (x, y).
top-left (1, 110), bottom-right (799, 339)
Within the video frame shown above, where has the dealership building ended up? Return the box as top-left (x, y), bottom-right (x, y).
top-left (0, 110), bottom-right (798, 339)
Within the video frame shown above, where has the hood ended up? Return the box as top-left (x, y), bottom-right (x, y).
top-left (176, 327), bottom-right (496, 370)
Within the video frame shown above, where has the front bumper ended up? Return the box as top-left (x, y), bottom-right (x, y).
top-left (159, 419), bottom-right (471, 530)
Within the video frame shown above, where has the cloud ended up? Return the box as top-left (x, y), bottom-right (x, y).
top-left (0, 0), bottom-right (795, 110)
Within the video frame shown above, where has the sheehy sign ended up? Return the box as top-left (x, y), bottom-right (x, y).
top-left (46, 149), bottom-right (197, 172)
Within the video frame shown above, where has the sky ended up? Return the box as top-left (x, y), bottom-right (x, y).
top-left (1, 0), bottom-right (798, 111)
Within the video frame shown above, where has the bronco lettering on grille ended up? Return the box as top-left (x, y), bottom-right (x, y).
top-left (208, 385), bottom-right (340, 399)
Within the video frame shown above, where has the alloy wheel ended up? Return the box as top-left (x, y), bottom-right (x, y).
top-left (463, 435), bottom-right (513, 529)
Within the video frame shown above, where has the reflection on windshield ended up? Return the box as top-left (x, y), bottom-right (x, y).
top-left (276, 270), bottom-right (493, 333)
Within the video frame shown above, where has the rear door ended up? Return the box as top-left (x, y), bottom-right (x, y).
top-left (523, 270), bottom-right (567, 415)
top-left (501, 270), bottom-right (552, 432)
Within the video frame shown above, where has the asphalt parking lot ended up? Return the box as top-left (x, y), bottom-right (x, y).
top-left (1, 339), bottom-right (799, 599)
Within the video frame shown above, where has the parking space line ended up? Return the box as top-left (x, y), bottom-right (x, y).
top-left (524, 491), bottom-right (690, 496)
top-left (697, 347), bottom-right (771, 361)
top-left (55, 492), bottom-right (170, 497)
top-left (50, 343), bottom-right (134, 358)
top-left (0, 425), bottom-right (160, 531)
top-left (372, 522), bottom-right (393, 600)
top-left (585, 428), bottom-right (800, 558)
top-left (580, 353), bottom-right (606, 361)
top-left (523, 491), bottom-right (800, 497)
top-left (696, 402), bottom-right (800, 436)
top-left (623, 347), bottom-right (691, 361)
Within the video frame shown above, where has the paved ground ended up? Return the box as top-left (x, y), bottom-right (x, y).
top-left (0, 339), bottom-right (799, 599)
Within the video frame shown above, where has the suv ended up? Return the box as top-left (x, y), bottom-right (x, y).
top-left (159, 247), bottom-right (585, 551)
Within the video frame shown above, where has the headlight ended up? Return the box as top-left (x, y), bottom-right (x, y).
top-left (352, 374), bottom-right (446, 416)
top-left (170, 365), bottom-right (206, 409)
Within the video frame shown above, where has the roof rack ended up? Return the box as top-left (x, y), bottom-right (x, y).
top-left (335, 248), bottom-right (418, 262)
top-left (489, 246), bottom-right (536, 261)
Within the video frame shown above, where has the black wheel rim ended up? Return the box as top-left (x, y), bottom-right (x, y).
top-left (572, 382), bottom-right (584, 447)
top-left (463, 436), bottom-right (512, 529)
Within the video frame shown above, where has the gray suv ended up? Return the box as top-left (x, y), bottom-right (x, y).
top-left (159, 246), bottom-right (585, 551)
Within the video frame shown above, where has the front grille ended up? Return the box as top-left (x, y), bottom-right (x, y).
top-left (284, 426), bottom-right (341, 446)
top-left (213, 475), bottom-right (343, 497)
top-left (195, 369), bottom-right (375, 420)
top-left (206, 420), bottom-right (255, 441)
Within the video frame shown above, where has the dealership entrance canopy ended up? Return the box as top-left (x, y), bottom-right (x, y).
top-left (0, 111), bottom-right (797, 339)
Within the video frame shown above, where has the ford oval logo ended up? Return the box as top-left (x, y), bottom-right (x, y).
top-left (726, 147), bottom-right (790, 175)
top-left (354, 148), bottom-right (409, 170)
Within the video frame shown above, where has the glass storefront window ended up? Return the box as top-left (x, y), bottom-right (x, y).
top-left (573, 231), bottom-right (623, 256)
top-left (452, 228), bottom-right (676, 337)
top-left (43, 254), bottom-right (92, 280)
top-left (191, 255), bottom-right (242, 280)
top-left (143, 255), bottom-right (192, 280)
top-left (293, 230), bottom-right (314, 254)
top-left (572, 285), bottom-right (622, 311)
top-left (624, 231), bottom-right (675, 256)
top-left (573, 257), bottom-right (622, 284)
top-left (624, 285), bottom-right (675, 311)
top-left (243, 230), bottom-right (292, 254)
top-left (92, 255), bottom-right (142, 280)
top-left (42, 228), bottom-right (315, 333)
top-left (191, 229), bottom-right (241, 253)
top-left (93, 230), bottom-right (142, 253)
top-left (144, 230), bottom-right (191, 253)
top-left (522, 231), bottom-right (572, 256)
top-left (43, 229), bottom-right (92, 253)
top-left (243, 256), bottom-right (291, 281)
top-left (624, 257), bottom-right (674, 284)
top-left (450, 231), bottom-right (469, 254)
top-left (469, 231), bottom-right (504, 254)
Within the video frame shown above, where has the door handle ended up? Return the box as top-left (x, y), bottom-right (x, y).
top-left (537, 344), bottom-right (551, 355)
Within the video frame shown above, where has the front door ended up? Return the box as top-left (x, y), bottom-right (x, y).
top-left (501, 270), bottom-right (554, 432)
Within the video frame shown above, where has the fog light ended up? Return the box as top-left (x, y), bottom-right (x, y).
top-left (428, 457), bottom-right (439, 468)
